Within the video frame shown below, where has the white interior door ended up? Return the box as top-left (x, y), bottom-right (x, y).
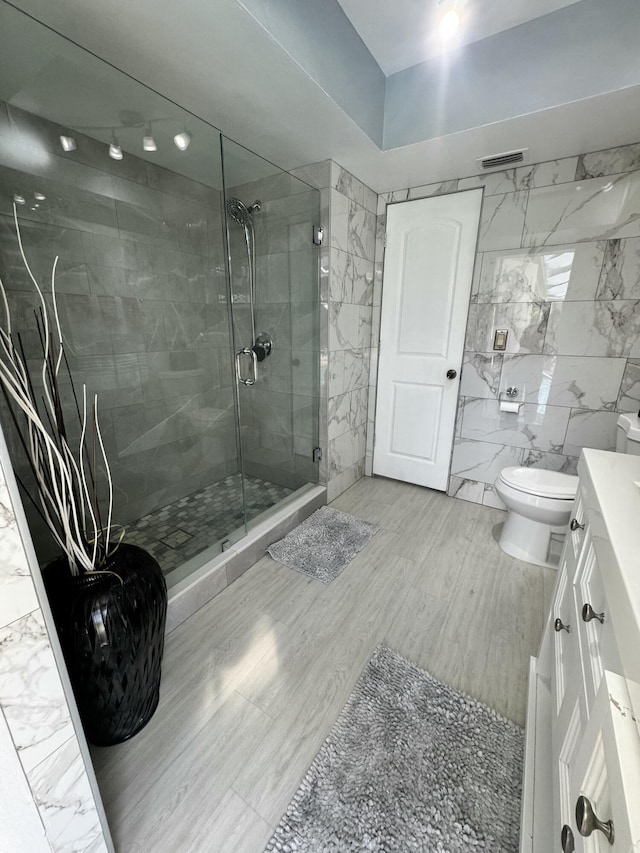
top-left (373, 189), bottom-right (482, 490)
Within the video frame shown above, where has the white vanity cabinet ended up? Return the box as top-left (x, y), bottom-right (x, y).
top-left (522, 449), bottom-right (640, 853)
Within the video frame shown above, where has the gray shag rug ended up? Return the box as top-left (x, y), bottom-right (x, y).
top-left (267, 506), bottom-right (378, 584)
top-left (265, 646), bottom-right (524, 852)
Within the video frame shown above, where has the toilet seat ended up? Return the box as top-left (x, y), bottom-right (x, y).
top-left (499, 467), bottom-right (577, 500)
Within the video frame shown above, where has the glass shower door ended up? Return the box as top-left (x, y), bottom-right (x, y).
top-left (0, 3), bottom-right (322, 592)
top-left (0, 5), bottom-right (248, 587)
top-left (222, 137), bottom-right (321, 527)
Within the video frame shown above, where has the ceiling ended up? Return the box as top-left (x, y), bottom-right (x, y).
top-left (1, 0), bottom-right (639, 195)
top-left (336, 0), bottom-right (585, 75)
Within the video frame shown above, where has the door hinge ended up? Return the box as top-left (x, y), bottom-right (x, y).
top-left (312, 225), bottom-right (324, 246)
top-left (312, 446), bottom-right (322, 463)
top-left (383, 232), bottom-right (387, 248)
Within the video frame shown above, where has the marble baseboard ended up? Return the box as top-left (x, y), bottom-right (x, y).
top-left (30, 736), bottom-right (106, 853)
top-left (447, 476), bottom-right (507, 511)
top-left (328, 424), bottom-right (367, 479)
top-left (0, 610), bottom-right (75, 775)
top-left (326, 458), bottom-right (365, 502)
top-left (0, 695), bottom-right (50, 853)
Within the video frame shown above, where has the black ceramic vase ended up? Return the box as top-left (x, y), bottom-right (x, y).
top-left (42, 543), bottom-right (167, 747)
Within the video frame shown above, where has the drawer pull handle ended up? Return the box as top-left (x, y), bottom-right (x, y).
top-left (561, 825), bottom-right (575, 853)
top-left (582, 603), bottom-right (605, 624)
top-left (576, 795), bottom-right (614, 844)
top-left (570, 518), bottom-right (584, 531)
top-left (554, 618), bottom-right (570, 633)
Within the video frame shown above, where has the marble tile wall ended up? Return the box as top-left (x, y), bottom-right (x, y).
top-left (374, 141), bottom-right (640, 509)
top-left (0, 101), bottom-right (237, 562)
top-left (290, 161), bottom-right (377, 500)
top-left (326, 164), bottom-right (377, 500)
top-left (0, 432), bottom-right (110, 852)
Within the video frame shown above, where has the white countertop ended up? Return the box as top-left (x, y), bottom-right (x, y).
top-left (579, 448), bottom-right (640, 689)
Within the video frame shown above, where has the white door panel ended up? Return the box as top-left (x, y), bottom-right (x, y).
top-left (374, 190), bottom-right (482, 490)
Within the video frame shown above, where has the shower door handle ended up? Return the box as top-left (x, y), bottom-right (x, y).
top-left (235, 347), bottom-right (258, 386)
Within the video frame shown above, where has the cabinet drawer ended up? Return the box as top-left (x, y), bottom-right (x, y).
top-left (566, 493), bottom-right (588, 580)
top-left (561, 672), bottom-right (640, 852)
top-left (574, 539), bottom-right (622, 713)
top-left (553, 696), bottom-right (585, 849)
top-left (552, 563), bottom-right (580, 720)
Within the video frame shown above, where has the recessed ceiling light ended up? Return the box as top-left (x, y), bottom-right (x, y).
top-left (59, 135), bottom-right (77, 152)
top-left (173, 132), bottom-right (191, 151)
top-left (34, 192), bottom-right (46, 201)
top-left (143, 134), bottom-right (157, 152)
top-left (439, 8), bottom-right (460, 41)
top-left (13, 194), bottom-right (25, 205)
top-left (109, 142), bottom-right (123, 160)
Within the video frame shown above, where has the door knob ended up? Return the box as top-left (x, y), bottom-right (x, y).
top-left (554, 618), bottom-right (570, 633)
top-left (561, 825), bottom-right (575, 853)
top-left (576, 795), bottom-right (614, 844)
top-left (570, 518), bottom-right (584, 531)
top-left (446, 369), bottom-right (457, 379)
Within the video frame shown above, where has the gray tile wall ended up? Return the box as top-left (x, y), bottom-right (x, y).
top-left (0, 101), bottom-right (238, 560)
top-left (374, 142), bottom-right (640, 509)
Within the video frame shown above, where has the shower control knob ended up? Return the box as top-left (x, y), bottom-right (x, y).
top-left (446, 369), bottom-right (457, 379)
top-left (253, 332), bottom-right (273, 363)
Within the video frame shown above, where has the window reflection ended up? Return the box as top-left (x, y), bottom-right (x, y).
top-left (494, 249), bottom-right (576, 301)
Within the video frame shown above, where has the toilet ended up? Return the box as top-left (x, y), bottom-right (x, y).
top-left (494, 411), bottom-right (640, 567)
top-left (494, 467), bottom-right (578, 567)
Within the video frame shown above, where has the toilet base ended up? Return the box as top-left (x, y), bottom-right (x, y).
top-left (498, 510), bottom-right (564, 568)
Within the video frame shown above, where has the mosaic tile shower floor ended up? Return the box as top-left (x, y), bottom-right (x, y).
top-left (125, 473), bottom-right (293, 575)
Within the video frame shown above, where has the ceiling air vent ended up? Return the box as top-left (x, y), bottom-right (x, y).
top-left (476, 148), bottom-right (529, 172)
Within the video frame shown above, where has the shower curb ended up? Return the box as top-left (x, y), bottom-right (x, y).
top-left (165, 485), bottom-right (326, 633)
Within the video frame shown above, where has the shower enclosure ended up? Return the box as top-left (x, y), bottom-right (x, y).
top-left (0, 4), bottom-right (321, 589)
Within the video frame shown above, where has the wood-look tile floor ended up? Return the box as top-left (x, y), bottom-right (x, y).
top-left (92, 476), bottom-right (555, 853)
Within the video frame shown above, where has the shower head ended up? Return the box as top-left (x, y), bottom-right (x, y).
top-left (226, 197), bottom-right (261, 226)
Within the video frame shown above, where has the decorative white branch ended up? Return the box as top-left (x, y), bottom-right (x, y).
top-left (0, 205), bottom-right (119, 574)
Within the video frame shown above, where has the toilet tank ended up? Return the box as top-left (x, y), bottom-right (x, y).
top-left (616, 413), bottom-right (640, 455)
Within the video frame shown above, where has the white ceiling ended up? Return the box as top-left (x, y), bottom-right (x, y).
top-left (337, 0), bottom-right (585, 74)
top-left (2, 0), bottom-right (640, 195)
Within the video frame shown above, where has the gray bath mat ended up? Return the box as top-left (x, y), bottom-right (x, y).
top-left (265, 646), bottom-right (524, 852)
top-left (267, 506), bottom-right (378, 584)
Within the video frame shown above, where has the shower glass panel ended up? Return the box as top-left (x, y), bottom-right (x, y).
top-left (0, 2), bottom-right (321, 589)
top-left (0, 4), bottom-right (235, 586)
top-left (222, 138), bottom-right (321, 525)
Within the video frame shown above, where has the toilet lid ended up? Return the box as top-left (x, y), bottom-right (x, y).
top-left (500, 466), bottom-right (578, 499)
